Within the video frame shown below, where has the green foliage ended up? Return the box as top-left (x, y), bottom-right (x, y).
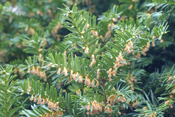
top-left (0, 65), bottom-right (21, 117)
top-left (0, 0), bottom-right (175, 117)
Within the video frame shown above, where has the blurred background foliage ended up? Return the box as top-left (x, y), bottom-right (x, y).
top-left (0, 0), bottom-right (175, 116)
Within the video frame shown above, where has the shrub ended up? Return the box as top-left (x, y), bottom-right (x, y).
top-left (0, 0), bottom-right (175, 117)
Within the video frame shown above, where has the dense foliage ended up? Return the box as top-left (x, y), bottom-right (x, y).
top-left (0, 0), bottom-right (175, 117)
